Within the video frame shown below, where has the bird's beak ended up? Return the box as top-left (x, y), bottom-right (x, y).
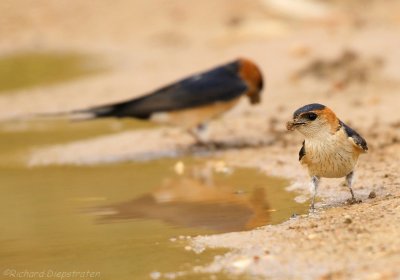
top-left (246, 89), bottom-right (261, 105)
top-left (286, 120), bottom-right (306, 131)
top-left (249, 93), bottom-right (260, 104)
top-left (250, 95), bottom-right (260, 104)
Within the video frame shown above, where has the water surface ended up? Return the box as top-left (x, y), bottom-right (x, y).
top-left (0, 52), bottom-right (106, 93)
top-left (0, 119), bottom-right (307, 280)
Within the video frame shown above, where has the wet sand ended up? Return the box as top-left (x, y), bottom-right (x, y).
top-left (1, 0), bottom-right (400, 279)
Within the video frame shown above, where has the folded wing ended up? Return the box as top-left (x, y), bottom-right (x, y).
top-left (340, 120), bottom-right (368, 152)
top-left (78, 61), bottom-right (248, 120)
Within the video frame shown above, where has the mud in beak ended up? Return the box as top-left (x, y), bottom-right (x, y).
top-left (286, 120), bottom-right (306, 131)
top-left (249, 94), bottom-right (260, 105)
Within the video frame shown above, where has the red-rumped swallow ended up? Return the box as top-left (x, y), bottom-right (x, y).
top-left (74, 58), bottom-right (263, 143)
top-left (287, 103), bottom-right (368, 210)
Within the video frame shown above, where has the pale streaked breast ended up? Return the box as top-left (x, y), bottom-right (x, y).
top-left (301, 129), bottom-right (362, 178)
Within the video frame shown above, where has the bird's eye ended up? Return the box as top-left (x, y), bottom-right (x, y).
top-left (307, 113), bottom-right (317, 121)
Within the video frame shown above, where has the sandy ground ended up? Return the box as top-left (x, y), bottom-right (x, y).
top-left (1, 0), bottom-right (400, 279)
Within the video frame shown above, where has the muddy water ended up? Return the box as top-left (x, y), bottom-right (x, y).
top-left (0, 52), bottom-right (106, 93)
top-left (0, 118), bottom-right (154, 166)
top-left (0, 119), bottom-right (308, 279)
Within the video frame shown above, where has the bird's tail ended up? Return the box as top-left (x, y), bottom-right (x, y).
top-left (69, 103), bottom-right (120, 120)
top-left (9, 98), bottom-right (149, 123)
top-left (13, 103), bottom-right (120, 123)
top-left (69, 98), bottom-right (151, 120)
top-left (69, 99), bottom-right (148, 119)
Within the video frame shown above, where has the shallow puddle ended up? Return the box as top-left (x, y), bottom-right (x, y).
top-left (0, 52), bottom-right (106, 93)
top-left (0, 121), bottom-right (307, 279)
top-left (0, 118), bottom-right (154, 166)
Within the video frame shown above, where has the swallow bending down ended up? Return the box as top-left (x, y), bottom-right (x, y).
top-left (287, 103), bottom-right (368, 210)
top-left (73, 58), bottom-right (264, 143)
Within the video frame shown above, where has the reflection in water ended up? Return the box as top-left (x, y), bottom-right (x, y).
top-left (93, 164), bottom-right (271, 232)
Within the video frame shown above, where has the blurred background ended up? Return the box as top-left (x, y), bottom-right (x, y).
top-left (0, 1), bottom-right (399, 279)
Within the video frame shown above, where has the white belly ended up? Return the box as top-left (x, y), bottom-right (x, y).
top-left (302, 135), bottom-right (360, 178)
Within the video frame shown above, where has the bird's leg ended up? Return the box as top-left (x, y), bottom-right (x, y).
top-left (188, 123), bottom-right (210, 145)
top-left (345, 171), bottom-right (358, 204)
top-left (310, 176), bottom-right (320, 212)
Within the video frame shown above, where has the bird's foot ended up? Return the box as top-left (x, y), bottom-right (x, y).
top-left (346, 197), bottom-right (362, 205)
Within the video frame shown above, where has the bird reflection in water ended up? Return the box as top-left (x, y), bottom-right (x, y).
top-left (92, 162), bottom-right (271, 232)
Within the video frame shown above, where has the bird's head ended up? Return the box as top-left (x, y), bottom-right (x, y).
top-left (238, 58), bottom-right (264, 105)
top-left (287, 103), bottom-right (339, 138)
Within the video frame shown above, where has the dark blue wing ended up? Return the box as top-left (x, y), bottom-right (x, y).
top-left (83, 61), bottom-right (248, 119)
top-left (339, 120), bottom-right (368, 151)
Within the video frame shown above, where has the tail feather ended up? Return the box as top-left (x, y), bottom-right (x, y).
top-left (7, 99), bottom-right (150, 122)
top-left (24, 103), bottom-right (130, 122)
top-left (70, 100), bottom-right (151, 120)
top-left (71, 104), bottom-right (117, 119)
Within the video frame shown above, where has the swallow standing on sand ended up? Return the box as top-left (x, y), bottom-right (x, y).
top-left (75, 58), bottom-right (263, 143)
top-left (287, 103), bottom-right (368, 210)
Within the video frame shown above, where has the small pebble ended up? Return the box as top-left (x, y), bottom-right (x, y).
top-left (184, 245), bottom-right (192, 251)
top-left (174, 161), bottom-right (185, 175)
top-left (307, 234), bottom-right (317, 239)
top-left (164, 272), bottom-right (178, 279)
top-left (368, 191), bottom-right (377, 199)
top-left (232, 258), bottom-right (252, 270)
top-left (235, 190), bottom-right (245, 195)
top-left (344, 215), bottom-right (352, 224)
top-left (150, 271), bottom-right (161, 280)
